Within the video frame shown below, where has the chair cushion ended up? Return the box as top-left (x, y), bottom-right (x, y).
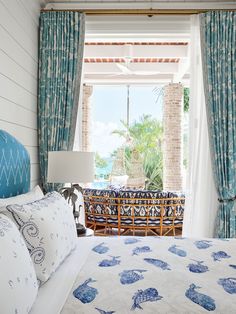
top-left (84, 188), bottom-right (118, 215)
top-left (85, 188), bottom-right (185, 228)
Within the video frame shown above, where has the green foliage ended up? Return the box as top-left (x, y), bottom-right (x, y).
top-left (95, 152), bottom-right (108, 168)
top-left (112, 114), bottom-right (163, 190)
top-left (184, 87), bottom-right (190, 112)
top-left (144, 148), bottom-right (163, 190)
top-left (113, 115), bottom-right (163, 153)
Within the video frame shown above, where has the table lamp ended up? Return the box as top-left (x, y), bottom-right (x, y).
top-left (47, 151), bottom-right (94, 234)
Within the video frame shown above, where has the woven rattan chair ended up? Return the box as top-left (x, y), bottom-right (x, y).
top-left (84, 189), bottom-right (185, 236)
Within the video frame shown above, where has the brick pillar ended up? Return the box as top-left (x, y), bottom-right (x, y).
top-left (163, 83), bottom-right (183, 191)
top-left (81, 85), bottom-right (93, 152)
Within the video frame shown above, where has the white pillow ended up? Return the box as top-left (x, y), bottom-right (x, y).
top-left (110, 175), bottom-right (129, 186)
top-left (4, 191), bottom-right (77, 285)
top-left (0, 214), bottom-right (38, 313)
top-left (0, 185), bottom-right (44, 207)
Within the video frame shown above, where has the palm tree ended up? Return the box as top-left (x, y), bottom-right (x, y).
top-left (112, 114), bottom-right (163, 190)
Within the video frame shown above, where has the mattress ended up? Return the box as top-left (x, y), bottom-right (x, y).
top-left (32, 236), bottom-right (236, 314)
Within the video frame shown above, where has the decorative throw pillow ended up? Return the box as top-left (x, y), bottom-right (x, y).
top-left (0, 214), bottom-right (38, 313)
top-left (4, 191), bottom-right (77, 285)
top-left (0, 185), bottom-right (44, 207)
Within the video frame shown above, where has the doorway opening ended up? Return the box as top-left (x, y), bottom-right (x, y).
top-left (80, 14), bottom-right (190, 192)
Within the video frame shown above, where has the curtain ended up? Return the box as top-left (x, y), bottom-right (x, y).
top-left (200, 11), bottom-right (236, 238)
top-left (183, 15), bottom-right (218, 238)
top-left (38, 11), bottom-right (85, 192)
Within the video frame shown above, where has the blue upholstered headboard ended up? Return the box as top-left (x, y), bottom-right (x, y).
top-left (0, 130), bottom-right (30, 198)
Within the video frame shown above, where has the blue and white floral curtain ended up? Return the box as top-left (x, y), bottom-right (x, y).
top-left (38, 11), bottom-right (85, 192)
top-left (200, 11), bottom-right (236, 238)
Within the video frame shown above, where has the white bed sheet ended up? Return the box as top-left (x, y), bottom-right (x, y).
top-left (31, 237), bottom-right (96, 314)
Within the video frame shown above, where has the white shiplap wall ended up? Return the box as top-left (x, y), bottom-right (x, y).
top-left (0, 0), bottom-right (43, 188)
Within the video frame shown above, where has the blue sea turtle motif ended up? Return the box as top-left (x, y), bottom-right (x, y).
top-left (92, 242), bottom-right (109, 254)
top-left (229, 264), bottom-right (236, 269)
top-left (194, 240), bottom-right (212, 250)
top-left (73, 278), bottom-right (98, 304)
top-left (187, 260), bottom-right (209, 273)
top-left (119, 269), bottom-right (147, 285)
top-left (131, 288), bottom-right (162, 310)
top-left (124, 238), bottom-right (141, 245)
top-left (95, 308), bottom-right (115, 314)
top-left (168, 245), bottom-right (186, 257)
top-left (99, 256), bottom-right (121, 267)
top-left (218, 278), bottom-right (236, 294)
top-left (132, 246), bottom-right (152, 256)
top-left (211, 251), bottom-right (231, 262)
top-left (144, 258), bottom-right (171, 270)
top-left (185, 284), bottom-right (216, 311)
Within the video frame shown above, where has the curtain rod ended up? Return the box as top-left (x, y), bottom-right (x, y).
top-left (40, 9), bottom-right (211, 15)
top-left (40, 8), bottom-right (236, 15)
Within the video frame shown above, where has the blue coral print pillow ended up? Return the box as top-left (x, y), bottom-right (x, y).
top-left (0, 214), bottom-right (38, 313)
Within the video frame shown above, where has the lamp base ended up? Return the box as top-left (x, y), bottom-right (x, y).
top-left (76, 222), bottom-right (86, 235)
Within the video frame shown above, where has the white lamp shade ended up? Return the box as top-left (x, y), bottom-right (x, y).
top-left (47, 151), bottom-right (94, 183)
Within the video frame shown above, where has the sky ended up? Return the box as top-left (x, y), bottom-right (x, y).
top-left (91, 85), bottom-right (163, 157)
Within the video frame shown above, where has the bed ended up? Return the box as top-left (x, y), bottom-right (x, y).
top-left (33, 236), bottom-right (236, 314)
top-left (1, 129), bottom-right (236, 314)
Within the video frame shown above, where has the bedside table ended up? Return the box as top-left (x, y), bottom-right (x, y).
top-left (77, 228), bottom-right (94, 237)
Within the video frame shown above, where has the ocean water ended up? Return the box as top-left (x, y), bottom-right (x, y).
top-left (91, 181), bottom-right (109, 189)
top-left (95, 158), bottom-right (113, 177)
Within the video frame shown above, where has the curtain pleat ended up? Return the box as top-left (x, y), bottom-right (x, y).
top-left (38, 11), bottom-right (85, 192)
top-left (183, 15), bottom-right (218, 238)
top-left (200, 11), bottom-right (236, 238)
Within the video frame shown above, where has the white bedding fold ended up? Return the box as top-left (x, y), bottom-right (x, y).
top-left (31, 238), bottom-right (96, 314)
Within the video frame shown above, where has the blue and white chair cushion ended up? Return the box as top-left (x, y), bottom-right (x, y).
top-left (84, 188), bottom-right (184, 227)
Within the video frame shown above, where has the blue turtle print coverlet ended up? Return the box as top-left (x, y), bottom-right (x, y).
top-left (61, 237), bottom-right (236, 313)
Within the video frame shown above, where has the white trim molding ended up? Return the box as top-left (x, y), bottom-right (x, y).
top-left (44, 1), bottom-right (236, 10)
